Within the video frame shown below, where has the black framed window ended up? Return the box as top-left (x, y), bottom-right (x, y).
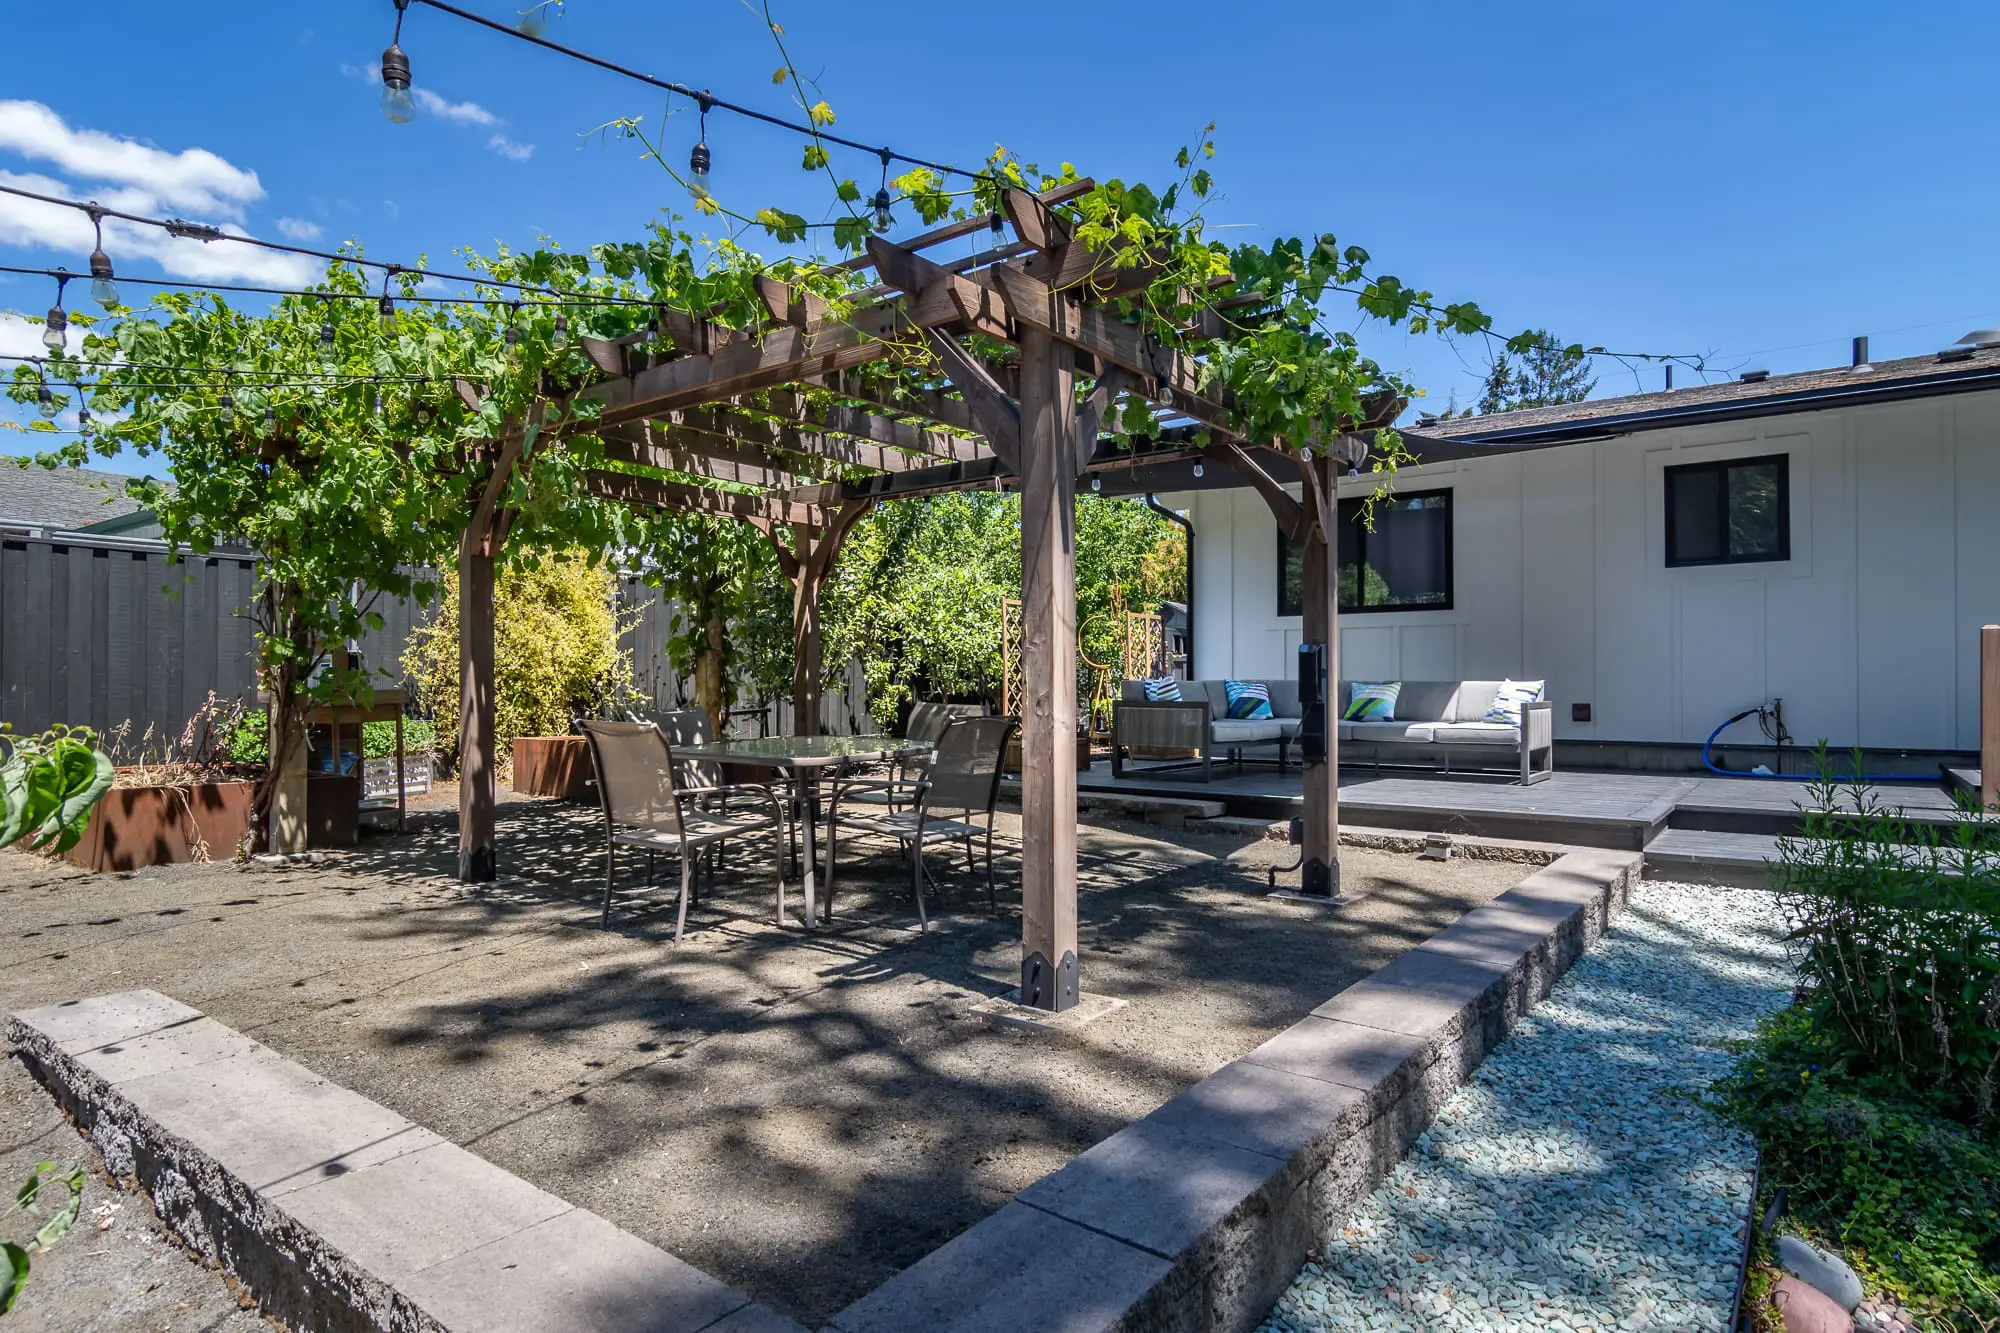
top-left (1664, 454), bottom-right (1790, 567)
top-left (1279, 488), bottom-right (1453, 615)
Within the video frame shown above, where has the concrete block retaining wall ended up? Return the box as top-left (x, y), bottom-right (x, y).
top-left (11, 848), bottom-right (1636, 1332)
top-left (829, 849), bottom-right (1639, 1333)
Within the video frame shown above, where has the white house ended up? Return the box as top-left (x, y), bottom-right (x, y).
top-left (1154, 335), bottom-right (2000, 768)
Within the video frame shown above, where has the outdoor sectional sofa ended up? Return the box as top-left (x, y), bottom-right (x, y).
top-left (1110, 678), bottom-right (1554, 785)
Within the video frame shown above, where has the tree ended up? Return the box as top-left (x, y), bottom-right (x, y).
top-left (405, 550), bottom-right (633, 767)
top-left (1475, 329), bottom-right (1597, 414)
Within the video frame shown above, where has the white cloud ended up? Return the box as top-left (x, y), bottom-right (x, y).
top-left (275, 216), bottom-right (322, 241)
top-left (0, 169), bottom-right (318, 287)
top-left (486, 134), bottom-right (535, 162)
top-left (0, 101), bottom-right (264, 217)
top-left (414, 89), bottom-right (499, 127)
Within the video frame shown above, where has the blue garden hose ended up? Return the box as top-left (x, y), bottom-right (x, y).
top-left (1701, 704), bottom-right (1935, 783)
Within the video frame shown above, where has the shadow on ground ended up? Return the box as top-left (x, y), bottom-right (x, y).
top-left (1, 796), bottom-right (1524, 1325)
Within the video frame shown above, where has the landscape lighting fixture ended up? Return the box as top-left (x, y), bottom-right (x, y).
top-left (42, 274), bottom-right (69, 351)
top-left (86, 208), bottom-right (118, 309)
top-left (380, 0), bottom-right (416, 123)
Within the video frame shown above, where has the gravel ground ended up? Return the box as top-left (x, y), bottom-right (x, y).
top-left (1261, 880), bottom-right (1794, 1333)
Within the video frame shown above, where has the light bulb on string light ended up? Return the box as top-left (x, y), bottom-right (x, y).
top-left (1089, 474), bottom-right (1102, 492)
top-left (1192, 461), bottom-right (1205, 479)
top-left (86, 207), bottom-right (118, 309)
top-left (380, 0), bottom-right (416, 123)
top-left (218, 394), bottom-right (236, 429)
top-left (42, 273), bottom-right (70, 352)
top-left (503, 303), bottom-right (521, 359)
top-left (371, 389), bottom-right (384, 417)
top-left (551, 313), bottom-right (569, 351)
top-left (688, 94), bottom-right (713, 201)
top-left (262, 404), bottom-right (278, 438)
top-left (1299, 445), bottom-right (1313, 462)
top-left (319, 304), bottom-right (339, 368)
top-left (77, 403), bottom-right (92, 433)
top-left (378, 267), bottom-right (401, 341)
top-left (872, 149), bottom-right (894, 233)
top-left (36, 377), bottom-right (58, 421)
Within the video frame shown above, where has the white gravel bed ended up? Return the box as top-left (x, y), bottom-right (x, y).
top-left (1260, 880), bottom-right (1794, 1333)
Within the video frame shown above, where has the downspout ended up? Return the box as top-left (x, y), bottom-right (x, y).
top-left (1144, 494), bottom-right (1193, 678)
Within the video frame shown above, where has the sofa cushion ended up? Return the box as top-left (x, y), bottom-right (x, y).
top-left (1343, 681), bottom-right (1401, 721)
top-left (1394, 680), bottom-right (1459, 723)
top-left (1347, 721), bottom-right (1437, 743)
top-left (1482, 679), bottom-right (1545, 725)
top-left (1431, 722), bottom-right (1521, 745)
top-left (1448, 681), bottom-right (1502, 724)
top-left (1190, 681), bottom-right (1230, 720)
top-left (1224, 679), bottom-right (1275, 719)
top-left (1273, 717), bottom-right (1301, 737)
top-left (1121, 679), bottom-right (1148, 703)
top-left (1211, 719), bottom-right (1283, 744)
top-left (1266, 679), bottom-right (1301, 718)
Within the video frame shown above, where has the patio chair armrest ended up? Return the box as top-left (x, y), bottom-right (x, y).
top-left (1522, 701), bottom-right (1554, 751)
top-left (1112, 700), bottom-right (1209, 751)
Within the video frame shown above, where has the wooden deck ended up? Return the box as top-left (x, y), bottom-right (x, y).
top-left (1077, 760), bottom-right (1971, 861)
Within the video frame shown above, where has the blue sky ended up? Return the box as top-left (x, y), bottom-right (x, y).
top-left (5, 0), bottom-right (1999, 476)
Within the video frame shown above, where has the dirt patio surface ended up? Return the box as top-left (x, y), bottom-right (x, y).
top-left (0, 798), bottom-right (1527, 1326)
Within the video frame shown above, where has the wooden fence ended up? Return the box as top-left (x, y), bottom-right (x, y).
top-left (0, 532), bottom-right (868, 743)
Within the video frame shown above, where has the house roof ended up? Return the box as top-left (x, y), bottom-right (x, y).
top-left (1403, 341), bottom-right (2000, 454)
top-left (0, 464), bottom-right (162, 532)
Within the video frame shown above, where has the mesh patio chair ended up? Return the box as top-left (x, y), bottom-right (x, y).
top-left (820, 715), bottom-right (1017, 930)
top-left (841, 701), bottom-right (984, 813)
top-left (578, 719), bottom-right (788, 942)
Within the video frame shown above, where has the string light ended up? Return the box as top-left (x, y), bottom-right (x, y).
top-left (36, 378), bottom-right (59, 420)
top-left (263, 404), bottom-right (278, 437)
top-left (381, 0), bottom-right (417, 123)
top-left (1299, 445), bottom-right (1313, 462)
top-left (551, 313), bottom-right (569, 351)
top-left (688, 94), bottom-right (713, 201)
top-left (872, 149), bottom-right (894, 234)
top-left (503, 302), bottom-right (521, 356)
top-left (1089, 473), bottom-right (1102, 492)
top-left (1192, 461), bottom-right (1205, 479)
top-left (378, 266), bottom-right (401, 338)
top-left (372, 389), bottom-right (384, 416)
top-left (219, 394), bottom-right (236, 428)
top-left (77, 404), bottom-right (92, 432)
top-left (319, 301), bottom-right (339, 367)
top-left (86, 207), bottom-right (118, 309)
top-left (42, 273), bottom-right (70, 352)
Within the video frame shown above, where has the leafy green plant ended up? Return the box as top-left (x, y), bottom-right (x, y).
top-left (405, 550), bottom-right (633, 768)
top-left (1775, 751), bottom-right (2000, 1127)
top-left (0, 726), bottom-right (114, 856)
top-left (1711, 1009), bottom-right (2000, 1318)
top-left (0, 1161), bottom-right (85, 1316)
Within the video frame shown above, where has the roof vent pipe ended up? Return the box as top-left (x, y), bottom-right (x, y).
top-left (1739, 369), bottom-right (1770, 384)
top-left (1852, 335), bottom-right (1869, 367)
top-left (1664, 364), bottom-right (1674, 391)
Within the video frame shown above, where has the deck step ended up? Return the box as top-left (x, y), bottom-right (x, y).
top-left (1642, 828), bottom-right (1780, 888)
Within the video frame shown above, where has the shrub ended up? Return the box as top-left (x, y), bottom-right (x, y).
top-left (1711, 1009), bottom-right (2000, 1317)
top-left (404, 551), bottom-right (632, 770)
top-left (1775, 755), bottom-right (2000, 1128)
top-left (225, 714), bottom-right (432, 766)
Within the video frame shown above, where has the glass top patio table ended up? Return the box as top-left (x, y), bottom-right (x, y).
top-left (672, 734), bottom-right (933, 768)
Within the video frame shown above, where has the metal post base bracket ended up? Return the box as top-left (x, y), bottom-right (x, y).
top-left (459, 847), bottom-right (497, 884)
top-left (1020, 950), bottom-right (1079, 1012)
top-left (1270, 854), bottom-right (1359, 907)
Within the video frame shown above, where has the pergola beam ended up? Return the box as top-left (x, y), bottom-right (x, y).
top-left (580, 469), bottom-right (821, 527)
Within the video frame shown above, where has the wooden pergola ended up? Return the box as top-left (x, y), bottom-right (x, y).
top-left (454, 180), bottom-right (1393, 1010)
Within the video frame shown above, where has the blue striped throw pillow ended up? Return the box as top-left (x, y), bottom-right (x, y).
top-left (1141, 677), bottom-right (1181, 701)
top-left (1482, 679), bottom-right (1545, 725)
top-left (1224, 679), bottom-right (1273, 719)
top-left (1342, 681), bottom-right (1401, 722)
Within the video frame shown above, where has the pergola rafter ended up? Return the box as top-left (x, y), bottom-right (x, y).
top-left (452, 178), bottom-right (1378, 1007)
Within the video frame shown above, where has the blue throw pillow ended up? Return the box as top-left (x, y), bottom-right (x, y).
top-left (1482, 679), bottom-right (1544, 725)
top-left (1224, 679), bottom-right (1273, 720)
top-left (1140, 677), bottom-right (1182, 701)
top-left (1343, 681), bottom-right (1401, 722)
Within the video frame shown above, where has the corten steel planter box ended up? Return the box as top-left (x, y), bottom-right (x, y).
top-left (64, 779), bottom-right (258, 873)
top-left (512, 735), bottom-right (598, 803)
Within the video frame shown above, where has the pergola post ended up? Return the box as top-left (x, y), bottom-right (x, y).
top-left (1015, 328), bottom-right (1081, 1010)
top-left (457, 432), bottom-right (521, 884)
top-left (762, 500), bottom-right (874, 738)
top-left (457, 523), bottom-right (497, 882)
top-left (1982, 623), bottom-right (1999, 813)
top-left (1297, 455), bottom-right (1342, 897)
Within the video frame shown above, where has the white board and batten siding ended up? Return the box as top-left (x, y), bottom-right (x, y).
top-left (1171, 386), bottom-right (2000, 754)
